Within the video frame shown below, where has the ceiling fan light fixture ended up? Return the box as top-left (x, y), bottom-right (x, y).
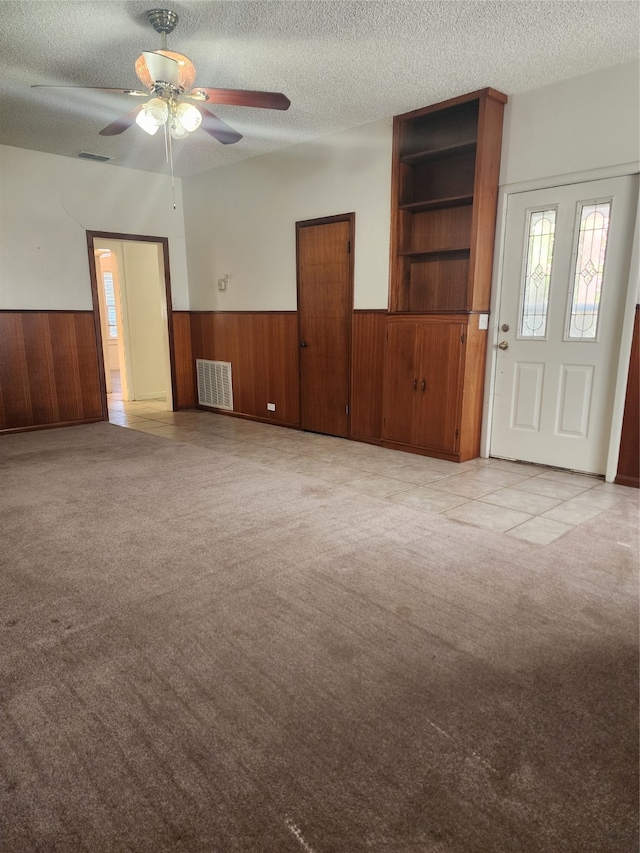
top-left (176, 101), bottom-right (202, 132)
top-left (36, 6), bottom-right (288, 160)
top-left (135, 109), bottom-right (160, 135)
top-left (144, 96), bottom-right (169, 126)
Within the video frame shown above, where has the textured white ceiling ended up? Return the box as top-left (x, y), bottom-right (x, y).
top-left (1, 1), bottom-right (638, 177)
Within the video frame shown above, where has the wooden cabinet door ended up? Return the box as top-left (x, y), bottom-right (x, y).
top-left (382, 321), bottom-right (418, 445)
top-left (414, 322), bottom-right (464, 452)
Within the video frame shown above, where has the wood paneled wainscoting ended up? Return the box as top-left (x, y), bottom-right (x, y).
top-left (351, 310), bottom-right (386, 443)
top-left (188, 312), bottom-right (301, 427)
top-left (174, 309), bottom-right (389, 438)
top-left (0, 311), bottom-right (105, 432)
top-left (171, 311), bottom-right (196, 409)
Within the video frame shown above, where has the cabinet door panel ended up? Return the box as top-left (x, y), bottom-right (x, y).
top-left (414, 323), bottom-right (463, 451)
top-left (382, 322), bottom-right (417, 445)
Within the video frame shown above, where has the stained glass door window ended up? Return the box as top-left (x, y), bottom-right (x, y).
top-left (566, 201), bottom-right (611, 340)
top-left (519, 208), bottom-right (556, 338)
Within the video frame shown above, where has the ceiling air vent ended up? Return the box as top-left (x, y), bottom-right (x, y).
top-left (75, 152), bottom-right (112, 162)
top-left (196, 359), bottom-right (233, 411)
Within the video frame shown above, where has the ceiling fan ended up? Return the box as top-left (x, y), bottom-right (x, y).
top-left (33, 8), bottom-right (291, 146)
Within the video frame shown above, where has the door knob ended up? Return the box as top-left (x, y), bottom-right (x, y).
top-left (501, 323), bottom-right (510, 332)
top-left (498, 341), bottom-right (509, 350)
top-left (300, 341), bottom-right (308, 347)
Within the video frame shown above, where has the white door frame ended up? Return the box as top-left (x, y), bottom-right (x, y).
top-left (482, 162), bottom-right (640, 481)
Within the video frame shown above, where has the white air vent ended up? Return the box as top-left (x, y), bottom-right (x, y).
top-left (196, 359), bottom-right (233, 411)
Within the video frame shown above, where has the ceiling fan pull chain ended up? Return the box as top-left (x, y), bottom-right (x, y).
top-left (168, 125), bottom-right (176, 210)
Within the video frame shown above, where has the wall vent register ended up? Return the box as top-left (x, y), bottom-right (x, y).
top-left (196, 359), bottom-right (233, 411)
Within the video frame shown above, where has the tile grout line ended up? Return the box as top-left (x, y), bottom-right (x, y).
top-left (107, 405), bottom-right (631, 545)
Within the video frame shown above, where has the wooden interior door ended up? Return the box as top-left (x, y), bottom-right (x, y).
top-left (297, 216), bottom-right (353, 437)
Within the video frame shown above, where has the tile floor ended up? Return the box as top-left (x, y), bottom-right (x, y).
top-left (107, 391), bottom-right (638, 546)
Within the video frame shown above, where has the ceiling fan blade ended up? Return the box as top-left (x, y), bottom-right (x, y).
top-left (143, 51), bottom-right (180, 87)
top-left (195, 106), bottom-right (242, 144)
top-left (189, 88), bottom-right (290, 111)
top-left (31, 85), bottom-right (148, 96)
top-left (99, 105), bottom-right (144, 136)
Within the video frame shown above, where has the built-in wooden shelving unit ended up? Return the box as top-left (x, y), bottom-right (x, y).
top-left (383, 88), bottom-right (507, 462)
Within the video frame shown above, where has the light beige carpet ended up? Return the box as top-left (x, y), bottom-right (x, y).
top-left (0, 422), bottom-right (638, 852)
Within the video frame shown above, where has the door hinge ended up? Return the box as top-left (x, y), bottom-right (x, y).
top-left (461, 333), bottom-right (465, 344)
top-left (346, 404), bottom-right (350, 415)
top-left (455, 428), bottom-right (459, 439)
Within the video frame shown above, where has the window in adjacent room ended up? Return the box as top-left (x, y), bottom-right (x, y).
top-left (102, 271), bottom-right (118, 339)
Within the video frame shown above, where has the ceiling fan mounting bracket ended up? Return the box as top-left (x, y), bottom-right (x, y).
top-left (146, 9), bottom-right (178, 36)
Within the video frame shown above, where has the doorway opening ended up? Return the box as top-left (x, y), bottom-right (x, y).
top-left (87, 231), bottom-right (177, 417)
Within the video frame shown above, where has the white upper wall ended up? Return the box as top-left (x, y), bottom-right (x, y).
top-left (1, 61), bottom-right (637, 314)
top-left (0, 145), bottom-right (189, 310)
top-left (500, 60), bottom-right (639, 187)
top-left (183, 61), bottom-right (638, 312)
top-left (182, 119), bottom-right (393, 311)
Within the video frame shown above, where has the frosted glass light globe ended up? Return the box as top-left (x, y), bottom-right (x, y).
top-left (144, 97), bottom-right (169, 127)
top-left (135, 109), bottom-right (160, 135)
top-left (176, 102), bottom-right (202, 132)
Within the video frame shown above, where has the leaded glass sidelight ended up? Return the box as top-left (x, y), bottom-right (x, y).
top-left (520, 208), bottom-right (556, 338)
top-left (567, 201), bottom-right (611, 340)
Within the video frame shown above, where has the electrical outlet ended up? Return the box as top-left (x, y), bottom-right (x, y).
top-left (266, 403), bottom-right (276, 412)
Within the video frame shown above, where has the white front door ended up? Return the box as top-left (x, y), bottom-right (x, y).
top-left (491, 175), bottom-right (638, 474)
